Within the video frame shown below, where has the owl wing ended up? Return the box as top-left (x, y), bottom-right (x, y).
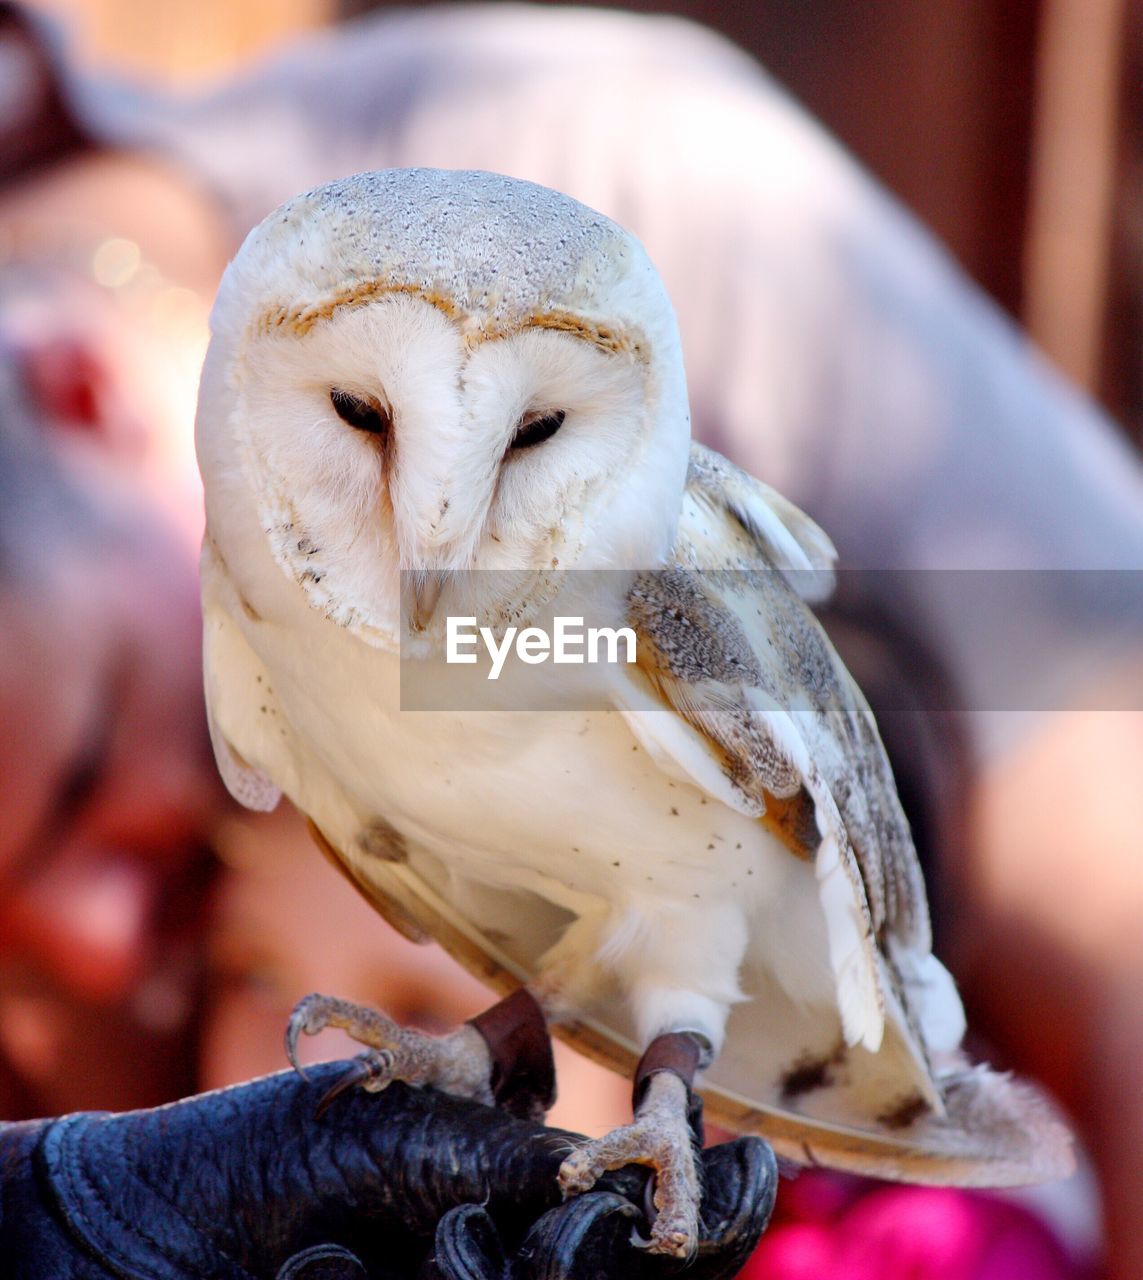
top-left (604, 443), bottom-right (1072, 1181)
top-left (676, 446), bottom-right (924, 952)
top-left (625, 443), bottom-right (932, 1047)
top-left (679, 442), bottom-right (838, 601)
top-left (675, 445), bottom-right (926, 957)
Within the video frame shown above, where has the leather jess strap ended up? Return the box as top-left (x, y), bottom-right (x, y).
top-left (467, 987), bottom-right (556, 1123)
top-left (633, 1031), bottom-right (707, 1141)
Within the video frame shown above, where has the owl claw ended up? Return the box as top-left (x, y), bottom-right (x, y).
top-left (285, 996), bottom-right (331, 1078)
top-left (314, 1049), bottom-right (396, 1118)
top-left (557, 1072), bottom-right (701, 1258)
top-left (285, 991), bottom-right (403, 1080)
top-left (283, 992), bottom-right (495, 1110)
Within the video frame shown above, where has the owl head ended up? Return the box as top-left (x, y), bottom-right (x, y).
top-left (196, 169), bottom-right (690, 644)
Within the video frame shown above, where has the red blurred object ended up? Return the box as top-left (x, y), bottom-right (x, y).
top-left (743, 1174), bottom-right (1091, 1280)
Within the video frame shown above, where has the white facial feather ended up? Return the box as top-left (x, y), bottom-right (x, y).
top-left (202, 169), bottom-right (689, 644)
top-left (197, 169), bottom-right (1072, 1187)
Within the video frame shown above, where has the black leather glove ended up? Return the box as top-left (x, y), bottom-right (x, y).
top-left (0, 1061), bottom-right (776, 1279)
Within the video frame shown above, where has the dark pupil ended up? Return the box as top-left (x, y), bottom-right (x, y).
top-left (511, 410), bottom-right (566, 450)
top-left (330, 388), bottom-right (388, 435)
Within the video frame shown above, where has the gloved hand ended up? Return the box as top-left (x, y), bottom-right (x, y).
top-left (0, 1061), bottom-right (777, 1279)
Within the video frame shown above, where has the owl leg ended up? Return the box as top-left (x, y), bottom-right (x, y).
top-left (285, 987), bottom-right (556, 1122)
top-left (558, 1030), bottom-right (708, 1258)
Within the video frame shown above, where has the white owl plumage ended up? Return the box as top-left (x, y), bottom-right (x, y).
top-left (196, 169), bottom-right (1071, 1225)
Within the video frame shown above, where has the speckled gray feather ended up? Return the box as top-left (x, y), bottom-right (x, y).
top-left (218, 168), bottom-right (655, 340)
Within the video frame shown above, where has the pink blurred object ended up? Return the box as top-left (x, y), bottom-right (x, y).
top-left (744, 1174), bottom-right (1092, 1280)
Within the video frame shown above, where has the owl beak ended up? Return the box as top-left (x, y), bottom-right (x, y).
top-left (408, 572), bottom-right (445, 631)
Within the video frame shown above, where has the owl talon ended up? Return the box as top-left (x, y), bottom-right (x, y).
top-left (283, 991), bottom-right (495, 1109)
top-left (557, 1071), bottom-right (701, 1258)
top-left (314, 1049), bottom-right (396, 1118)
top-left (286, 994), bottom-right (337, 1077)
top-left (285, 991), bottom-right (408, 1074)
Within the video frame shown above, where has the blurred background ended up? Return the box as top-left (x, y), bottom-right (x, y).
top-left (28, 0), bottom-right (1143, 440)
top-left (1, 3), bottom-right (1140, 1278)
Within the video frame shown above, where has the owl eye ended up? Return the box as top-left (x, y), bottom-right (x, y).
top-left (330, 388), bottom-right (390, 436)
top-left (509, 409), bottom-right (566, 451)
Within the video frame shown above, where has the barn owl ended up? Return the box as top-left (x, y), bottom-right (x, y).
top-left (197, 168), bottom-right (1072, 1256)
